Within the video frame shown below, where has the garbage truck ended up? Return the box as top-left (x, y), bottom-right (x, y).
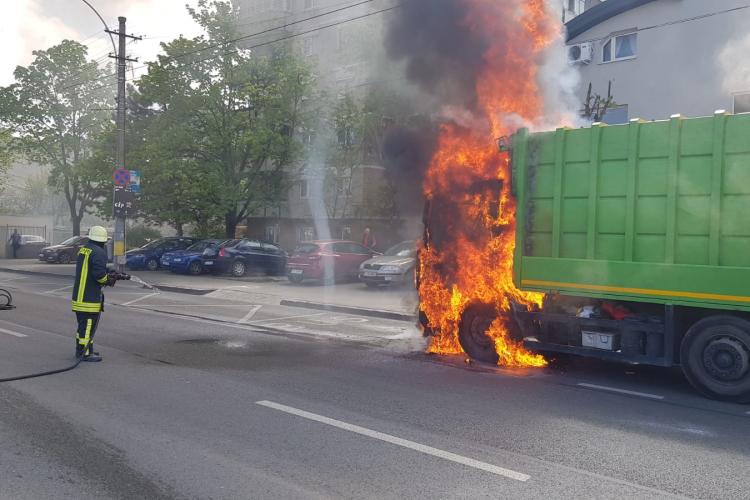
top-left (431, 111), bottom-right (750, 402)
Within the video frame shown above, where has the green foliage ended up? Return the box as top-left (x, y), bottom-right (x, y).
top-left (131, 0), bottom-right (314, 238)
top-left (126, 224), bottom-right (162, 249)
top-left (0, 40), bottom-right (113, 234)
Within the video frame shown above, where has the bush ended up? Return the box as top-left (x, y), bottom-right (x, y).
top-left (126, 224), bottom-right (162, 249)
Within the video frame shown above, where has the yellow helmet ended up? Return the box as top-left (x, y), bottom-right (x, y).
top-left (88, 226), bottom-right (108, 243)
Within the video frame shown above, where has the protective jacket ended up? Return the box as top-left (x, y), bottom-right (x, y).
top-left (71, 241), bottom-right (109, 313)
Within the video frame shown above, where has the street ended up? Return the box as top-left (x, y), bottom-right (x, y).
top-left (1, 271), bottom-right (748, 500)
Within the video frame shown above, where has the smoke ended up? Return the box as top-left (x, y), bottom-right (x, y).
top-left (718, 31), bottom-right (750, 96)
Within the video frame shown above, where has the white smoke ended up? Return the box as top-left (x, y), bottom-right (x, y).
top-left (718, 30), bottom-right (750, 96)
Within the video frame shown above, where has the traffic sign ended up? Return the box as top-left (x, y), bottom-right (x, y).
top-left (128, 170), bottom-right (141, 193)
top-left (113, 187), bottom-right (136, 217)
top-left (114, 168), bottom-right (130, 187)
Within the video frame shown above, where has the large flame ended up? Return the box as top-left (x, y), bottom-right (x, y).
top-left (419, 0), bottom-right (556, 367)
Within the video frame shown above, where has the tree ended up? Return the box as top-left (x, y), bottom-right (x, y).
top-left (134, 0), bottom-right (313, 238)
top-left (0, 40), bottom-right (113, 235)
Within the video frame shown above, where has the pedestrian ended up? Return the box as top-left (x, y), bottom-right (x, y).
top-left (71, 226), bottom-right (112, 362)
top-left (9, 229), bottom-right (21, 259)
top-left (362, 226), bottom-right (377, 251)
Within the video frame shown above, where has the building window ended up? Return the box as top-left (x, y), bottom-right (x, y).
top-left (265, 224), bottom-right (280, 243)
top-left (341, 226), bottom-right (352, 240)
top-left (299, 226), bottom-right (315, 242)
top-left (602, 32), bottom-right (637, 63)
top-left (733, 93), bottom-right (750, 114)
top-left (303, 37), bottom-right (314, 57)
top-left (299, 180), bottom-right (308, 199)
top-left (602, 104), bottom-right (629, 125)
top-left (336, 177), bottom-right (351, 197)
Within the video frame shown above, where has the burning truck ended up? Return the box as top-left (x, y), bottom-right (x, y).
top-left (419, 113), bottom-right (750, 403)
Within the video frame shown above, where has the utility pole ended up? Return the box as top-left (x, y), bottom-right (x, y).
top-left (106, 17), bottom-right (141, 271)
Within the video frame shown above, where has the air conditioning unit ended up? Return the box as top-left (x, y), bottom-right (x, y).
top-left (568, 42), bottom-right (593, 65)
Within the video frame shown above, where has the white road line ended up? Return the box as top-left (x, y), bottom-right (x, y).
top-left (44, 285), bottom-right (73, 294)
top-left (237, 305), bottom-right (262, 324)
top-left (0, 327), bottom-right (27, 338)
top-left (577, 383), bottom-right (664, 400)
top-left (121, 292), bottom-right (159, 307)
top-left (249, 312), bottom-right (327, 323)
top-left (256, 400), bottom-right (530, 482)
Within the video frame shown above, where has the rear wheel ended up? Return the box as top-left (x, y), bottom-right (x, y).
top-left (187, 261), bottom-right (202, 275)
top-left (231, 260), bottom-right (247, 277)
top-left (146, 258), bottom-right (159, 271)
top-left (681, 315), bottom-right (750, 403)
top-left (458, 303), bottom-right (499, 364)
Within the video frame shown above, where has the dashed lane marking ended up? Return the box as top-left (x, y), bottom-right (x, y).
top-left (0, 327), bottom-right (27, 338)
top-left (577, 383), bottom-right (665, 400)
top-left (256, 400), bottom-right (530, 482)
top-left (44, 285), bottom-right (73, 294)
top-left (121, 292), bottom-right (160, 307)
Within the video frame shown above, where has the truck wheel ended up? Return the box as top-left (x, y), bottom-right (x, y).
top-left (458, 303), bottom-right (499, 364)
top-left (681, 315), bottom-right (750, 403)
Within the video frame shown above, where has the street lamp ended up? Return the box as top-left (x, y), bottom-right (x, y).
top-left (79, 0), bottom-right (117, 55)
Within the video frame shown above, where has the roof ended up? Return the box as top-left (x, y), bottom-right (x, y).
top-left (566, 0), bottom-right (659, 41)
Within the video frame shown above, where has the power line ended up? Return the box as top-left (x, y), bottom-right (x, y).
top-left (61, 1), bottom-right (400, 91)
top-left (572, 4), bottom-right (750, 44)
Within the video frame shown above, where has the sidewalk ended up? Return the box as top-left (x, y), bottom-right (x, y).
top-left (0, 259), bottom-right (418, 320)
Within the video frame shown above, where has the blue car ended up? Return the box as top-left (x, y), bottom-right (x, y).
top-left (160, 239), bottom-right (230, 275)
top-left (126, 237), bottom-right (197, 271)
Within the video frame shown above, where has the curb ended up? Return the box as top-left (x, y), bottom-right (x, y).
top-left (151, 284), bottom-right (214, 296)
top-left (0, 267), bottom-right (73, 280)
top-left (279, 299), bottom-right (415, 322)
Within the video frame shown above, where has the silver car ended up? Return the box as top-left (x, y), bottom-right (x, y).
top-left (358, 240), bottom-right (417, 288)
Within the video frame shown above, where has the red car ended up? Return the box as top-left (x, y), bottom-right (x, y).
top-left (287, 240), bottom-right (376, 283)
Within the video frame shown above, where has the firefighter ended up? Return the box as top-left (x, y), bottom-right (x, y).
top-left (72, 226), bottom-right (111, 362)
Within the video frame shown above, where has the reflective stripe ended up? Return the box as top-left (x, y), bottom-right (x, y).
top-left (78, 319), bottom-right (93, 346)
top-left (97, 274), bottom-right (109, 284)
top-left (76, 248), bottom-right (91, 304)
top-left (72, 300), bottom-right (102, 313)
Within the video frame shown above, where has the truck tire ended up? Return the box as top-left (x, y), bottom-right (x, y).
top-left (680, 315), bottom-right (750, 403)
top-left (458, 303), bottom-right (500, 364)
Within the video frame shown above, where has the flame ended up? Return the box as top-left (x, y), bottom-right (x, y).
top-left (419, 0), bottom-right (555, 367)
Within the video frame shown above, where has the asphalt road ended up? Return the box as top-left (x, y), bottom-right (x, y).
top-left (0, 272), bottom-right (748, 499)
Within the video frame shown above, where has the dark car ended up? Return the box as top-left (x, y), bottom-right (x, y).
top-left (286, 240), bottom-right (376, 284)
top-left (160, 239), bottom-right (232, 275)
top-left (39, 236), bottom-right (88, 264)
top-left (126, 237), bottom-right (197, 271)
top-left (210, 239), bottom-right (286, 277)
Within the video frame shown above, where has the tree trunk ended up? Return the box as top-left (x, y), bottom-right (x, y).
top-left (225, 211), bottom-right (238, 239)
top-left (71, 214), bottom-right (82, 237)
top-left (175, 222), bottom-right (184, 237)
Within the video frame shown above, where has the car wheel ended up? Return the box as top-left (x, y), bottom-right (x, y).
top-left (231, 260), bottom-right (246, 277)
top-left (680, 315), bottom-right (750, 403)
top-left (59, 253), bottom-right (71, 264)
top-left (188, 261), bottom-right (203, 275)
top-left (146, 258), bottom-right (159, 271)
top-left (365, 282), bottom-right (380, 288)
top-left (458, 303), bottom-right (500, 364)
top-left (288, 273), bottom-right (303, 284)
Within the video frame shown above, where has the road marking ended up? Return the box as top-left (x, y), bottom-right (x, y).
top-left (237, 305), bottom-right (262, 324)
top-left (121, 292), bottom-right (159, 307)
top-left (577, 383), bottom-right (664, 400)
top-left (0, 327), bottom-right (27, 338)
top-left (256, 400), bottom-right (530, 482)
top-left (249, 312), bottom-right (327, 323)
top-left (44, 285), bottom-right (73, 294)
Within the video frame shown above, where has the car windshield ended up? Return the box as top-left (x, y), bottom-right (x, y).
top-left (294, 243), bottom-right (319, 254)
top-left (60, 236), bottom-right (81, 246)
top-left (186, 241), bottom-right (212, 252)
top-left (140, 239), bottom-right (163, 250)
top-left (384, 241), bottom-right (416, 257)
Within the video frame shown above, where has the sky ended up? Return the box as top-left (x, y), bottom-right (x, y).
top-left (1, 0), bottom-right (206, 85)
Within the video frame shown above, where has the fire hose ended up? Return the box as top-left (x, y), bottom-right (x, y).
top-left (0, 272), bottom-right (131, 383)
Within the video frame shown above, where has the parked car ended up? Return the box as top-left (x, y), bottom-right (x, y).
top-left (39, 236), bottom-right (89, 264)
top-left (11, 235), bottom-right (48, 259)
top-left (287, 240), bottom-right (376, 284)
top-left (126, 237), bottom-right (197, 271)
top-left (160, 239), bottom-right (232, 275)
top-left (358, 240), bottom-right (417, 288)
top-left (209, 239), bottom-right (286, 277)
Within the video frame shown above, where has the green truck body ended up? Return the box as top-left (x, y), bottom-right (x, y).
top-left (512, 112), bottom-right (750, 311)
top-left (499, 112), bottom-right (750, 402)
